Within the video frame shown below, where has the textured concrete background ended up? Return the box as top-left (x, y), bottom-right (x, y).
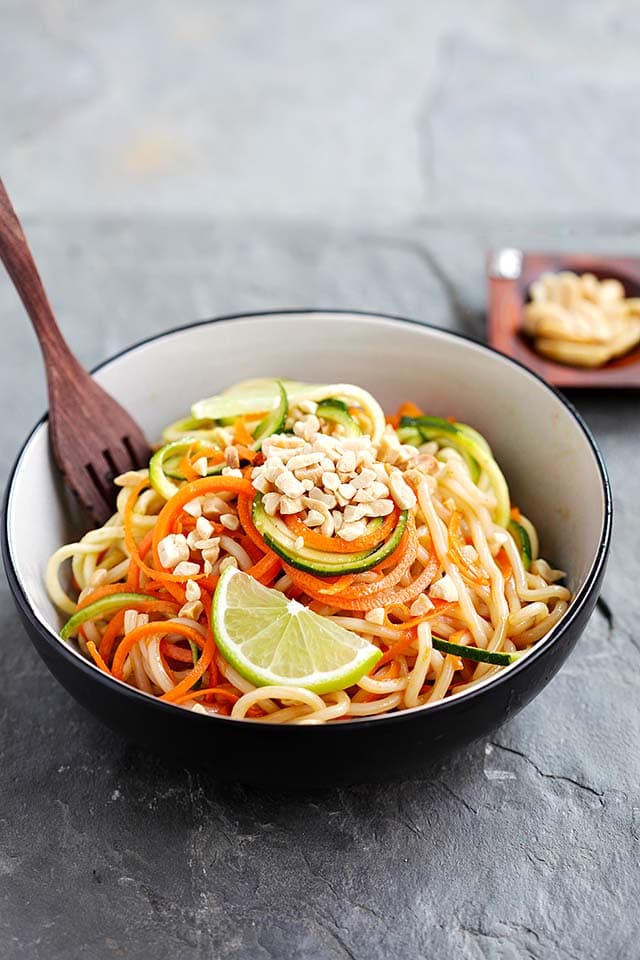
top-left (1, 2), bottom-right (639, 959)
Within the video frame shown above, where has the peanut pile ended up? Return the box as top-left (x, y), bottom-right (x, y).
top-left (153, 402), bottom-right (439, 607)
top-left (251, 402), bottom-right (430, 541)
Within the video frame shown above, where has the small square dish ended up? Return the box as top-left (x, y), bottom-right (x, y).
top-left (487, 249), bottom-right (640, 388)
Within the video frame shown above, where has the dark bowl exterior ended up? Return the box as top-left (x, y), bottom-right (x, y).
top-left (2, 311), bottom-right (612, 787)
top-left (3, 523), bottom-right (607, 787)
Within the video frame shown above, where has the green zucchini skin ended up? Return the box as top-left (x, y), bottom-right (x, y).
top-left (60, 593), bottom-right (161, 640)
top-left (163, 457), bottom-right (224, 480)
top-left (508, 519), bottom-right (532, 571)
top-left (252, 381), bottom-right (288, 448)
top-left (432, 636), bottom-right (523, 666)
top-left (150, 381), bottom-right (288, 499)
top-left (399, 416), bottom-right (511, 527)
top-left (398, 416), bottom-right (481, 482)
top-left (316, 398), bottom-right (361, 436)
top-left (149, 438), bottom-right (224, 500)
top-left (252, 496), bottom-right (408, 576)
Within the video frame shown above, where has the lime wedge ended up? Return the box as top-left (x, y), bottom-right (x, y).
top-left (213, 567), bottom-right (382, 693)
top-left (191, 379), bottom-right (307, 421)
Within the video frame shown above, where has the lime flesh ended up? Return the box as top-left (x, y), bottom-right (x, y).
top-left (213, 567), bottom-right (382, 694)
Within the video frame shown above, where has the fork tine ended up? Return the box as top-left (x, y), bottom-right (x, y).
top-left (82, 463), bottom-right (117, 525)
top-left (122, 431), bottom-right (153, 470)
top-left (62, 422), bottom-right (151, 527)
top-left (102, 447), bottom-right (121, 482)
top-left (102, 443), bottom-right (134, 481)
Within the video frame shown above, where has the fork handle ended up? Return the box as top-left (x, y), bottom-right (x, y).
top-left (0, 177), bottom-right (82, 376)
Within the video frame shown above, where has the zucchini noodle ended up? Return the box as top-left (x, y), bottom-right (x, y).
top-left (45, 380), bottom-right (572, 724)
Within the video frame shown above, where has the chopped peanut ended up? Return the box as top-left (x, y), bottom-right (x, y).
top-left (224, 446), bottom-right (240, 469)
top-left (220, 513), bottom-right (240, 531)
top-left (365, 607), bottom-right (385, 625)
top-left (409, 594), bottom-right (434, 616)
top-left (185, 580), bottom-right (201, 602)
top-left (337, 520), bottom-right (368, 541)
top-left (196, 516), bottom-right (214, 540)
top-left (179, 600), bottom-right (204, 620)
top-left (304, 509), bottom-right (324, 527)
top-left (173, 560), bottom-right (201, 577)
top-left (192, 456), bottom-right (209, 477)
top-left (157, 534), bottom-right (190, 569)
top-left (388, 469), bottom-right (417, 510)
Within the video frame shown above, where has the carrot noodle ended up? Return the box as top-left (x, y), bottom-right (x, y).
top-left (177, 454), bottom-right (199, 482)
top-left (47, 383), bottom-right (571, 724)
top-left (284, 509), bottom-right (397, 554)
top-left (377, 629), bottom-right (419, 666)
top-left (448, 511), bottom-right (490, 585)
top-left (233, 417), bottom-right (254, 447)
top-left (126, 530), bottom-right (153, 589)
top-left (285, 517), bottom-right (418, 605)
top-left (78, 583), bottom-right (136, 610)
top-left (123, 479), bottom-right (204, 585)
top-left (246, 551), bottom-right (282, 584)
top-left (174, 686), bottom-right (240, 707)
top-left (161, 640), bottom-right (195, 663)
top-left (87, 640), bottom-right (110, 674)
top-left (98, 609), bottom-right (126, 662)
top-left (236, 494), bottom-right (267, 552)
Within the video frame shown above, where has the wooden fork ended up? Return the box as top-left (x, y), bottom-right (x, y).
top-left (0, 178), bottom-right (151, 525)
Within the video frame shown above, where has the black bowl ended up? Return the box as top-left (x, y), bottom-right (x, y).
top-left (2, 311), bottom-right (612, 785)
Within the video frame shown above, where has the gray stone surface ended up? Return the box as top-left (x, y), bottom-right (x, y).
top-left (1, 2), bottom-right (639, 958)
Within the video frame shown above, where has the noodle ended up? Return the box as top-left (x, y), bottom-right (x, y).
top-left (346, 693), bottom-right (404, 716)
top-left (428, 655), bottom-right (457, 703)
top-left (232, 686), bottom-right (325, 720)
top-left (45, 382), bottom-right (572, 724)
top-left (404, 623), bottom-right (433, 708)
top-left (295, 691), bottom-right (351, 724)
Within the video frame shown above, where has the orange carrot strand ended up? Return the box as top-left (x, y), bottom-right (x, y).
top-left (284, 509), bottom-right (397, 555)
top-left (234, 417), bottom-right (254, 446)
top-left (87, 640), bottom-right (111, 674)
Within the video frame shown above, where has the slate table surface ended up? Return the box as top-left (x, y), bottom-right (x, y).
top-left (2, 3), bottom-right (640, 958)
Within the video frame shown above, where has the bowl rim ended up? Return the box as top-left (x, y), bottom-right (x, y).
top-left (1, 309), bottom-right (613, 732)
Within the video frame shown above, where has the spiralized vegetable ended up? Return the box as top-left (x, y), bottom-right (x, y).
top-left (46, 382), bottom-right (571, 724)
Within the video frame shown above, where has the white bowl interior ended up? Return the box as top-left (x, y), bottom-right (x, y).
top-left (7, 313), bottom-right (607, 679)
